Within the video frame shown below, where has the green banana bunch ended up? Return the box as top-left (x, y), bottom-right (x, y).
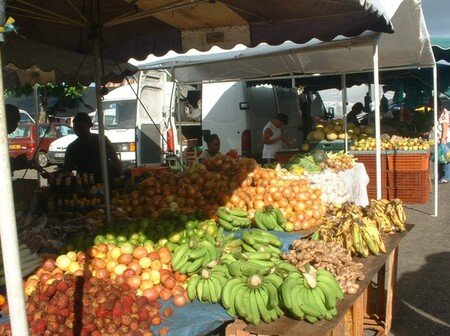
top-left (254, 206), bottom-right (285, 231)
top-left (217, 207), bottom-right (251, 231)
top-left (222, 273), bottom-right (284, 324)
top-left (281, 267), bottom-right (343, 323)
top-left (187, 264), bottom-right (231, 303)
top-left (241, 230), bottom-right (282, 259)
top-left (171, 237), bottom-right (219, 275)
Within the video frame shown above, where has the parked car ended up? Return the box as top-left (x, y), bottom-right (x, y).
top-left (8, 123), bottom-right (74, 167)
top-left (47, 134), bottom-right (77, 166)
top-left (19, 109), bottom-right (35, 124)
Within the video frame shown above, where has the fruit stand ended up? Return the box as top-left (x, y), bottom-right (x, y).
top-left (0, 155), bottom-right (412, 335)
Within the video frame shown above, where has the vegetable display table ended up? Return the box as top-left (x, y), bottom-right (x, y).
top-left (227, 225), bottom-right (412, 336)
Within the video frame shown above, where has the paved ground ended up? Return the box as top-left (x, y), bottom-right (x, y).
top-left (386, 183), bottom-right (450, 336)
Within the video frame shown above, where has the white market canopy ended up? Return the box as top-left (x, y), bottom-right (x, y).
top-left (138, 0), bottom-right (434, 84)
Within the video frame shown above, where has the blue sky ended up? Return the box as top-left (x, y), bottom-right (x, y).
top-left (422, 0), bottom-right (450, 36)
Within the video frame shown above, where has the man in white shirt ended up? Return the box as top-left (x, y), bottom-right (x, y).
top-left (262, 113), bottom-right (291, 162)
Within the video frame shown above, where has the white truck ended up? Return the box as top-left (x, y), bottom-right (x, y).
top-left (50, 70), bottom-right (306, 167)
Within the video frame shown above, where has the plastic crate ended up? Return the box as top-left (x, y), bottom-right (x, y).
top-left (352, 151), bottom-right (390, 172)
top-left (367, 186), bottom-right (388, 200)
top-left (308, 140), bottom-right (352, 152)
top-left (388, 181), bottom-right (430, 204)
top-left (387, 151), bottom-right (430, 171)
top-left (387, 169), bottom-right (430, 187)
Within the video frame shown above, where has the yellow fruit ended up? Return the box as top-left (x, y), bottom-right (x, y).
top-left (326, 132), bottom-right (338, 141)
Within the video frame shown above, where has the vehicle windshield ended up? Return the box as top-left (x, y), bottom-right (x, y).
top-left (92, 99), bottom-right (137, 129)
top-left (54, 124), bottom-right (74, 137)
top-left (8, 124), bottom-right (31, 139)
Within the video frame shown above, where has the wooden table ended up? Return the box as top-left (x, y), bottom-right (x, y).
top-left (226, 225), bottom-right (412, 336)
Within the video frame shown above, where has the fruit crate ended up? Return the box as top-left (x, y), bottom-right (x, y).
top-left (387, 150), bottom-right (430, 171)
top-left (386, 169), bottom-right (431, 187)
top-left (388, 181), bottom-right (430, 204)
top-left (308, 140), bottom-right (353, 153)
top-left (351, 151), bottom-right (391, 172)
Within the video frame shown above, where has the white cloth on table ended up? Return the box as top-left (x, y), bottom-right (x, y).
top-left (337, 163), bottom-right (370, 206)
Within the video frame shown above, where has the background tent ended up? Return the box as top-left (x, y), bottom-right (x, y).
top-left (139, 0), bottom-right (433, 84)
top-left (431, 36), bottom-right (450, 63)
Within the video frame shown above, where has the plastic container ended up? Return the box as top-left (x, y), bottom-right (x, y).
top-left (388, 181), bottom-right (431, 204)
top-left (387, 151), bottom-right (430, 171)
top-left (387, 169), bottom-right (430, 187)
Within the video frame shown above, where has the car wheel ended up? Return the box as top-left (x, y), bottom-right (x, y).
top-left (38, 151), bottom-right (49, 167)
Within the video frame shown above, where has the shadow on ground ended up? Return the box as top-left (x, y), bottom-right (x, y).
top-left (392, 252), bottom-right (450, 336)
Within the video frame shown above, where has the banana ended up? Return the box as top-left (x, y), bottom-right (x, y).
top-left (217, 207), bottom-right (233, 222)
top-left (188, 246), bottom-right (207, 259)
top-left (228, 261), bottom-right (243, 277)
top-left (207, 279), bottom-right (218, 303)
top-left (262, 280), bottom-right (279, 310)
top-left (171, 244), bottom-right (189, 268)
top-left (275, 262), bottom-right (299, 278)
top-left (316, 269), bottom-right (343, 299)
top-left (222, 278), bottom-right (245, 309)
top-left (316, 281), bottom-right (337, 310)
top-left (264, 212), bottom-right (278, 230)
top-left (264, 273), bottom-right (284, 288)
top-left (274, 208), bottom-right (285, 225)
top-left (186, 256), bottom-right (205, 274)
top-left (244, 251), bottom-right (272, 261)
top-left (187, 274), bottom-right (200, 300)
top-left (240, 260), bottom-right (273, 276)
top-left (351, 223), bottom-right (363, 256)
top-left (281, 276), bottom-right (300, 310)
top-left (289, 285), bottom-right (306, 319)
top-left (241, 241), bottom-right (257, 252)
top-left (196, 278), bottom-right (204, 302)
top-left (364, 223), bottom-right (387, 253)
top-left (201, 279), bottom-right (211, 303)
top-left (248, 289), bottom-right (261, 325)
top-left (218, 218), bottom-right (235, 230)
top-left (229, 208), bottom-right (249, 218)
top-left (361, 225), bottom-right (379, 255)
top-left (255, 287), bottom-right (273, 322)
top-left (254, 211), bottom-right (267, 230)
top-left (235, 286), bottom-right (250, 320)
top-left (202, 241), bottom-right (218, 261)
top-left (242, 230), bottom-right (255, 245)
top-left (304, 315), bottom-right (319, 323)
top-left (258, 230), bottom-right (282, 247)
top-left (309, 289), bottom-right (329, 316)
top-left (179, 260), bottom-right (191, 274)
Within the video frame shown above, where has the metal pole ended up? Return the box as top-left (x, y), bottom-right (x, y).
top-left (341, 74), bottom-right (348, 153)
top-left (33, 84), bottom-right (42, 186)
top-left (433, 65), bottom-right (438, 217)
top-left (373, 37), bottom-right (382, 200)
top-left (172, 68), bottom-right (184, 168)
top-left (0, 51), bottom-right (30, 336)
top-left (92, 0), bottom-right (112, 223)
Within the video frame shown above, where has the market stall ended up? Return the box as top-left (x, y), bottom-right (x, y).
top-left (1, 2), bottom-right (426, 336)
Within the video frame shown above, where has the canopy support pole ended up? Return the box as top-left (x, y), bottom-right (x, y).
top-left (0, 29), bottom-right (30, 336)
top-left (341, 74), bottom-right (348, 153)
top-left (172, 68), bottom-right (184, 168)
top-left (33, 84), bottom-right (42, 186)
top-left (373, 36), bottom-right (382, 199)
top-left (433, 65), bottom-right (438, 217)
top-left (92, 0), bottom-right (111, 223)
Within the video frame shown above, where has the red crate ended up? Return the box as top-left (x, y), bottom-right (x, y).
top-left (387, 169), bottom-right (430, 187)
top-left (387, 152), bottom-right (430, 171)
top-left (388, 181), bottom-right (431, 204)
top-left (353, 153), bottom-right (389, 172)
top-left (367, 186), bottom-right (388, 200)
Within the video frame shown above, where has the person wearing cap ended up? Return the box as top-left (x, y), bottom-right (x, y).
top-left (63, 112), bottom-right (123, 184)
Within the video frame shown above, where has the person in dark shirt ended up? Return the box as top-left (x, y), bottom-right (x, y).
top-left (63, 113), bottom-right (123, 183)
top-left (346, 102), bottom-right (364, 126)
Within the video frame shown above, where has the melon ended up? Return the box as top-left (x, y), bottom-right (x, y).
top-left (334, 125), bottom-right (343, 132)
top-left (307, 131), bottom-right (315, 141)
top-left (326, 132), bottom-right (338, 141)
top-left (314, 131), bottom-right (326, 141)
top-left (337, 132), bottom-right (346, 140)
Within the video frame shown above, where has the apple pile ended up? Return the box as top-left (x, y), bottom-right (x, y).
top-left (24, 244), bottom-right (188, 306)
top-left (1, 275), bottom-right (166, 336)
